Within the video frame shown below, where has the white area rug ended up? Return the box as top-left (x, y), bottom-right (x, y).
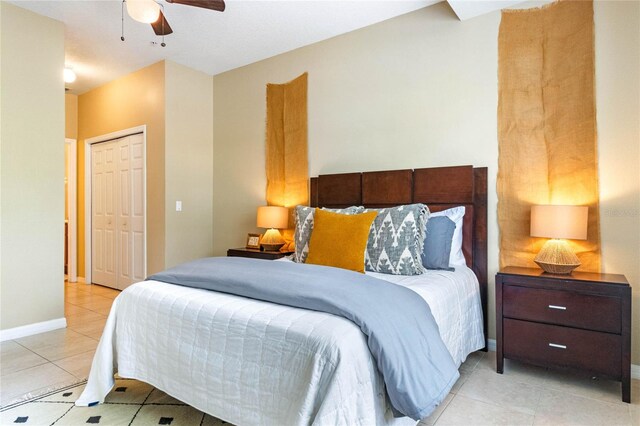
top-left (0, 378), bottom-right (230, 425)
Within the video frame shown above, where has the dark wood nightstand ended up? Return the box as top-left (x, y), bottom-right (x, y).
top-left (496, 266), bottom-right (631, 403)
top-left (227, 248), bottom-right (293, 260)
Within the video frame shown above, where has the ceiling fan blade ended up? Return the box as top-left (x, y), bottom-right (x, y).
top-left (151, 10), bottom-right (173, 36)
top-left (166, 0), bottom-right (225, 12)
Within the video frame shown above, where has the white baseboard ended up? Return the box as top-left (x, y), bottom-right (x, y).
top-left (66, 276), bottom-right (89, 284)
top-left (487, 338), bottom-right (496, 352)
top-left (485, 338), bottom-right (639, 379)
top-left (632, 363), bottom-right (640, 380)
top-left (0, 317), bottom-right (67, 342)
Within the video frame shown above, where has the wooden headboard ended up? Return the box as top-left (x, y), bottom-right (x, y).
top-left (310, 165), bottom-right (488, 350)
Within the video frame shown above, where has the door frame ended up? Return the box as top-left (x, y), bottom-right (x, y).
top-left (65, 138), bottom-right (78, 282)
top-left (84, 125), bottom-right (147, 285)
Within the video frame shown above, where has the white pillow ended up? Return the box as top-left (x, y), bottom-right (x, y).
top-left (429, 206), bottom-right (466, 266)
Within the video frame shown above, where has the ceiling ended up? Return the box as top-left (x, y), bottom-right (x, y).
top-left (11, 0), bottom-right (527, 95)
top-left (447, 0), bottom-right (527, 21)
top-left (12, 0), bottom-right (443, 94)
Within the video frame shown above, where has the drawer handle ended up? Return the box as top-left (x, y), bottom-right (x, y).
top-left (548, 343), bottom-right (567, 349)
top-left (548, 305), bottom-right (567, 310)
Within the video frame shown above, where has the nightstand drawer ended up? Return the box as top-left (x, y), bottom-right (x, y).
top-left (503, 319), bottom-right (621, 378)
top-left (503, 285), bottom-right (621, 333)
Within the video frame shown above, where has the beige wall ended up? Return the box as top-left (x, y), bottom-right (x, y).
top-left (65, 94), bottom-right (78, 140)
top-left (164, 61), bottom-right (214, 267)
top-left (212, 1), bottom-right (640, 363)
top-left (1, 3), bottom-right (65, 329)
top-left (77, 60), bottom-right (214, 277)
top-left (78, 62), bottom-right (166, 276)
top-left (65, 94), bottom-right (77, 222)
top-left (595, 0), bottom-right (640, 362)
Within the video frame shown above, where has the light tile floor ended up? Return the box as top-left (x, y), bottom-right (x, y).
top-left (1, 281), bottom-right (638, 425)
top-left (1, 281), bottom-right (117, 407)
top-left (420, 352), bottom-right (639, 425)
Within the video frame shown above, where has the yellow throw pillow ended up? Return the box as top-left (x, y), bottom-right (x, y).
top-left (306, 208), bottom-right (378, 273)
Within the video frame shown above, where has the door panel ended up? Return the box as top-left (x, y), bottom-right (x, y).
top-left (119, 229), bottom-right (130, 281)
top-left (129, 134), bottom-right (146, 284)
top-left (116, 136), bottom-right (132, 290)
top-left (91, 141), bottom-right (117, 288)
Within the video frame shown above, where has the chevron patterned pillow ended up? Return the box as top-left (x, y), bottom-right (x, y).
top-left (363, 203), bottom-right (430, 275)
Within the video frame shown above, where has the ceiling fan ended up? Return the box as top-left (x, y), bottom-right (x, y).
top-left (124, 0), bottom-right (225, 40)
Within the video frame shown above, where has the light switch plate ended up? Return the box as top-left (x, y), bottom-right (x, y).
top-left (176, 201), bottom-right (182, 212)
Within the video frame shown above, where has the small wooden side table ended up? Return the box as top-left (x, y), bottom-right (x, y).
top-left (227, 247), bottom-right (293, 261)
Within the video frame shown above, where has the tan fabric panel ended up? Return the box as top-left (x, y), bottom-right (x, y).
top-left (265, 73), bottom-right (309, 252)
top-left (497, 0), bottom-right (601, 272)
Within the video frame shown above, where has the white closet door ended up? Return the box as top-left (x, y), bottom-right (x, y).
top-left (129, 133), bottom-right (146, 286)
top-left (116, 136), bottom-right (132, 290)
top-left (91, 141), bottom-right (117, 288)
top-left (91, 133), bottom-right (145, 291)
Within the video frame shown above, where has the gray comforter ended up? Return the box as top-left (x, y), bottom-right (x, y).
top-left (147, 257), bottom-right (459, 420)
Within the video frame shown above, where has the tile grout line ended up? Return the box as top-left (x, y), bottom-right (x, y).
top-left (51, 348), bottom-right (97, 380)
top-left (50, 404), bottom-right (75, 425)
top-left (471, 357), bottom-right (634, 419)
top-left (1, 341), bottom-right (51, 378)
top-left (66, 303), bottom-right (113, 315)
top-left (455, 360), bottom-right (548, 417)
top-left (16, 338), bottom-right (97, 363)
top-left (540, 380), bottom-right (632, 407)
top-left (64, 326), bottom-right (102, 342)
top-left (429, 393), bottom-right (454, 425)
top-left (67, 333), bottom-right (100, 343)
top-left (3, 282), bottom-right (113, 409)
top-left (482, 355), bottom-right (630, 407)
top-left (430, 351), bottom-right (485, 425)
top-left (127, 385), bottom-right (155, 426)
top-left (530, 369), bottom-right (548, 426)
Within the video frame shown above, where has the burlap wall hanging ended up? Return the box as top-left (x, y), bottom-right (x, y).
top-left (497, 0), bottom-right (601, 271)
top-left (265, 73), bottom-right (309, 252)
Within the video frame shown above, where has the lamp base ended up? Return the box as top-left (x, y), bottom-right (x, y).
top-left (260, 228), bottom-right (285, 252)
top-left (534, 239), bottom-right (581, 275)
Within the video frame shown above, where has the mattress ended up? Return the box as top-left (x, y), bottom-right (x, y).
top-left (77, 261), bottom-right (484, 426)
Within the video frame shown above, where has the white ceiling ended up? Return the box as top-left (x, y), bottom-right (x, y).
top-left (447, 0), bottom-right (526, 20)
top-left (11, 0), bottom-right (527, 95)
top-left (12, 0), bottom-right (442, 94)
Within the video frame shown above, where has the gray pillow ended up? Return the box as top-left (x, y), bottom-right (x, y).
top-left (293, 205), bottom-right (364, 263)
top-left (422, 216), bottom-right (456, 271)
top-left (363, 203), bottom-right (429, 276)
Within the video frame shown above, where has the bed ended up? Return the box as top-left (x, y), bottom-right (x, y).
top-left (77, 165), bottom-right (488, 426)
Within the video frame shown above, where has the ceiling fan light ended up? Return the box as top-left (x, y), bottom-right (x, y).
top-left (64, 68), bottom-right (77, 83)
top-left (126, 0), bottom-right (161, 24)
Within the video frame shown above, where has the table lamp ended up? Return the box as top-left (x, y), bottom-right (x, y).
top-left (530, 205), bottom-right (588, 274)
top-left (257, 206), bottom-right (289, 252)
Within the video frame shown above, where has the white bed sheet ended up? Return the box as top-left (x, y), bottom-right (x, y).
top-left (366, 265), bottom-right (484, 367)
top-left (77, 262), bottom-right (484, 426)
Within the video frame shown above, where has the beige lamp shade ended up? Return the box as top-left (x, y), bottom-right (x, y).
top-left (257, 206), bottom-right (289, 229)
top-left (256, 206), bottom-right (288, 252)
top-left (530, 205), bottom-right (588, 274)
top-left (530, 205), bottom-right (588, 240)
